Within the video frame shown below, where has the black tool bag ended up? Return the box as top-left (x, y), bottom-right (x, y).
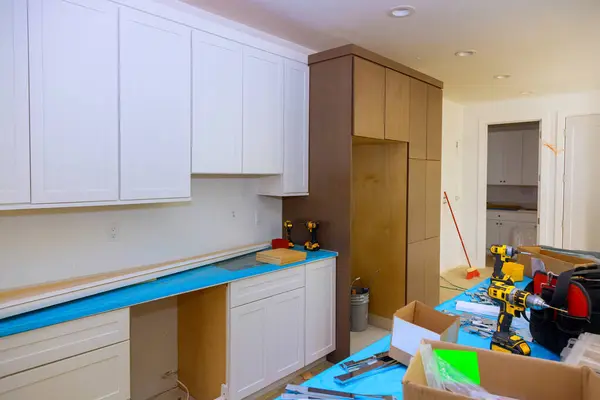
top-left (525, 265), bottom-right (600, 355)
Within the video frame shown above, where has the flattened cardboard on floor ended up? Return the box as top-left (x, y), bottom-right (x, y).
top-left (389, 301), bottom-right (459, 366)
top-left (403, 340), bottom-right (600, 400)
top-left (518, 246), bottom-right (596, 277)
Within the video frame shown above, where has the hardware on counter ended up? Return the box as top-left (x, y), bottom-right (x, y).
top-left (304, 221), bottom-right (320, 251)
top-left (283, 220), bottom-right (294, 248)
top-left (488, 244), bottom-right (566, 356)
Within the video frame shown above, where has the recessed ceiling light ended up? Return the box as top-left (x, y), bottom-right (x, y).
top-left (494, 74), bottom-right (511, 79)
top-left (521, 91), bottom-right (534, 95)
top-left (455, 50), bottom-right (477, 57)
top-left (389, 6), bottom-right (415, 18)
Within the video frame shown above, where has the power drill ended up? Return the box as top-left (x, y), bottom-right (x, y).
top-left (304, 221), bottom-right (320, 251)
top-left (283, 220), bottom-right (294, 248)
top-left (487, 244), bottom-right (564, 355)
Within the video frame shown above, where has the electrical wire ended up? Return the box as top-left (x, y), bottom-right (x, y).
top-left (440, 275), bottom-right (469, 291)
top-left (440, 285), bottom-right (465, 292)
top-left (177, 379), bottom-right (190, 400)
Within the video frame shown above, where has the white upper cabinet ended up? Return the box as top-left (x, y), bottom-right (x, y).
top-left (487, 132), bottom-right (505, 185)
top-left (192, 32), bottom-right (243, 174)
top-left (242, 47), bottom-right (284, 174)
top-left (522, 131), bottom-right (539, 186)
top-left (28, 0), bottom-right (119, 203)
top-left (0, 0), bottom-right (29, 205)
top-left (503, 131), bottom-right (523, 185)
top-left (119, 9), bottom-right (191, 200)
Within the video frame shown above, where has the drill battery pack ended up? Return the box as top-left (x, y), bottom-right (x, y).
top-left (526, 266), bottom-right (600, 354)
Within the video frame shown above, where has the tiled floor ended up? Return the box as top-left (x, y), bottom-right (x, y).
top-left (350, 325), bottom-right (390, 354)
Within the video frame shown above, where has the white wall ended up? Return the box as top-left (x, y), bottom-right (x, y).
top-left (0, 178), bottom-right (281, 290)
top-left (440, 99), bottom-right (466, 271)
top-left (460, 90), bottom-right (600, 268)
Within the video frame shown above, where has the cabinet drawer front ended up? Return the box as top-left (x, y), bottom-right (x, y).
top-left (0, 341), bottom-right (130, 400)
top-left (0, 308), bottom-right (129, 378)
top-left (487, 211), bottom-right (537, 223)
top-left (230, 266), bottom-right (305, 308)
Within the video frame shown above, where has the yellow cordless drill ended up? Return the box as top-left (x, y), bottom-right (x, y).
top-left (488, 245), bottom-right (562, 356)
top-left (304, 221), bottom-right (320, 251)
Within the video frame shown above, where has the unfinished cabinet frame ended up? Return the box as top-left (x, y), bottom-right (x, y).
top-left (283, 45), bottom-right (443, 361)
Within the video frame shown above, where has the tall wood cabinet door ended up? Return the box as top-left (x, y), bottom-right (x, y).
top-left (407, 238), bottom-right (440, 307)
top-left (353, 57), bottom-right (385, 139)
top-left (503, 131), bottom-right (523, 185)
top-left (0, 342), bottom-right (130, 400)
top-left (229, 298), bottom-right (270, 400)
top-left (283, 59), bottom-right (310, 194)
top-left (424, 236), bottom-right (440, 307)
top-left (192, 31), bottom-right (243, 174)
top-left (522, 131), bottom-right (539, 186)
top-left (425, 161), bottom-right (442, 239)
top-left (409, 78), bottom-right (428, 159)
top-left (305, 260), bottom-right (336, 364)
top-left (119, 9), bottom-right (191, 200)
top-left (242, 47), bottom-right (284, 174)
top-left (487, 132), bottom-right (505, 184)
top-left (267, 288), bottom-right (305, 383)
top-left (408, 159), bottom-right (427, 243)
top-left (426, 86), bottom-right (443, 160)
top-left (0, 0), bottom-right (29, 205)
top-left (29, 0), bottom-right (119, 203)
top-left (385, 69), bottom-right (410, 142)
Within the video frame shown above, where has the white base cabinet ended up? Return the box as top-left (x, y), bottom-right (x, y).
top-left (486, 210), bottom-right (537, 249)
top-left (228, 259), bottom-right (336, 400)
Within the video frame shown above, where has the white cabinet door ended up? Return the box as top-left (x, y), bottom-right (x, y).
top-left (0, 0), bottom-right (29, 204)
top-left (487, 132), bottom-right (504, 185)
top-left (267, 288), bottom-right (305, 382)
top-left (29, 0), bottom-right (119, 203)
top-left (305, 260), bottom-right (336, 364)
top-left (499, 220), bottom-right (519, 246)
top-left (522, 131), bottom-right (539, 186)
top-left (0, 342), bottom-right (130, 400)
top-left (120, 9), bottom-right (191, 200)
top-left (503, 131), bottom-right (523, 185)
top-left (282, 60), bottom-right (309, 194)
top-left (486, 219), bottom-right (500, 250)
top-left (192, 31), bottom-right (243, 174)
top-left (242, 47), bottom-right (284, 174)
top-left (229, 298), bottom-right (269, 400)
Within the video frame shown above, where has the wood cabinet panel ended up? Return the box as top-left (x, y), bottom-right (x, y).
top-left (407, 236), bottom-right (440, 307)
top-left (408, 159), bottom-right (427, 243)
top-left (353, 57), bottom-right (385, 139)
top-left (385, 69), bottom-right (410, 142)
top-left (408, 79), bottom-right (428, 159)
top-left (426, 160), bottom-right (442, 239)
top-left (426, 86), bottom-right (443, 160)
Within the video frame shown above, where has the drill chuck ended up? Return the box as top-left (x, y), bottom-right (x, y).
top-left (525, 294), bottom-right (550, 311)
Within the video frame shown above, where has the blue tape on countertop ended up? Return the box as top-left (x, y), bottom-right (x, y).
top-left (279, 278), bottom-right (559, 399)
top-left (0, 249), bottom-right (337, 337)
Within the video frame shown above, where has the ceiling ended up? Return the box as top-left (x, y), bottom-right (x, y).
top-left (183, 0), bottom-right (600, 104)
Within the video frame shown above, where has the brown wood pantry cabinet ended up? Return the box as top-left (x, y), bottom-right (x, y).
top-left (283, 45), bottom-right (443, 362)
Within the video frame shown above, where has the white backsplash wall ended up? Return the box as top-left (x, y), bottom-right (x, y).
top-left (0, 178), bottom-right (281, 290)
top-left (487, 185), bottom-right (538, 208)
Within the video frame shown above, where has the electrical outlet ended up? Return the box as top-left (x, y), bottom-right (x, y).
top-left (108, 224), bottom-right (119, 242)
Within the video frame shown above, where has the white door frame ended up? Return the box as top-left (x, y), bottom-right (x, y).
top-left (476, 113), bottom-right (555, 266)
top-left (556, 112), bottom-right (600, 248)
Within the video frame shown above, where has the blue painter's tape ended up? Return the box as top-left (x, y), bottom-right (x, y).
top-left (0, 249), bottom-right (337, 337)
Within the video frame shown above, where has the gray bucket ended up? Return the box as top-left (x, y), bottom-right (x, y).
top-left (350, 291), bottom-right (369, 332)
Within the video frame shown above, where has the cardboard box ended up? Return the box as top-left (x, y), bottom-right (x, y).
top-left (403, 340), bottom-right (600, 400)
top-left (389, 301), bottom-right (460, 366)
top-left (518, 246), bottom-right (596, 277)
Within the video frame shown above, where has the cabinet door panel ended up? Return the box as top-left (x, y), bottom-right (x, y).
top-left (267, 288), bottom-right (305, 382)
top-left (192, 31), bottom-right (243, 174)
top-left (29, 0), bottom-right (119, 203)
top-left (522, 131), bottom-right (539, 186)
top-left (426, 86), bottom-right (443, 160)
top-left (499, 220), bottom-right (519, 246)
top-left (120, 9), bottom-right (191, 200)
top-left (409, 79), bottom-right (427, 159)
top-left (354, 57), bottom-right (385, 139)
top-left (408, 159), bottom-right (427, 243)
top-left (229, 298), bottom-right (269, 400)
top-left (242, 47), bottom-right (284, 174)
top-left (487, 132), bottom-right (504, 184)
top-left (0, 342), bottom-right (130, 400)
top-left (384, 69), bottom-right (410, 142)
top-left (503, 131), bottom-right (523, 185)
top-left (283, 60), bottom-right (309, 194)
top-left (305, 260), bottom-right (336, 364)
top-left (425, 160), bottom-right (441, 239)
top-left (486, 219), bottom-right (500, 250)
top-left (0, 0), bottom-right (29, 204)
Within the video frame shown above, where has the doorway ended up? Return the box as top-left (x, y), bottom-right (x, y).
top-left (485, 121), bottom-right (540, 265)
top-left (563, 114), bottom-right (600, 250)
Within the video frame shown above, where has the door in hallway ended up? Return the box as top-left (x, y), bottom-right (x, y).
top-left (564, 114), bottom-right (600, 250)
